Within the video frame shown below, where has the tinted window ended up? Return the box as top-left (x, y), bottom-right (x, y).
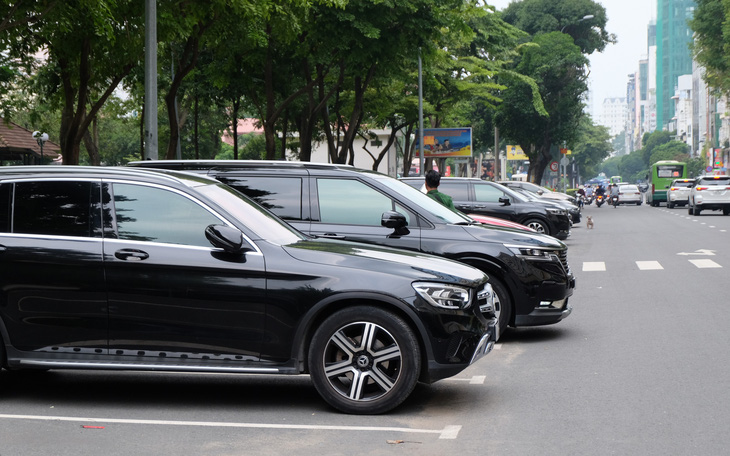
top-left (219, 176), bottom-right (302, 220)
top-left (13, 181), bottom-right (93, 237)
top-left (672, 181), bottom-right (693, 188)
top-left (0, 183), bottom-right (9, 232)
top-left (656, 165), bottom-right (684, 178)
top-left (474, 184), bottom-right (507, 203)
top-left (438, 182), bottom-right (469, 201)
top-left (698, 177), bottom-right (730, 186)
top-left (317, 178), bottom-right (407, 225)
top-left (112, 183), bottom-right (221, 247)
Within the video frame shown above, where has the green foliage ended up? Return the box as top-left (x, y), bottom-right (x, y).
top-left (500, 0), bottom-right (616, 55)
top-left (217, 134), bottom-right (267, 160)
top-left (649, 141), bottom-right (690, 166)
top-left (572, 116), bottom-right (612, 179)
top-left (641, 130), bottom-right (672, 166)
top-left (690, 0), bottom-right (730, 94)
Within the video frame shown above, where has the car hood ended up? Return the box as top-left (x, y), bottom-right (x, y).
top-left (282, 238), bottom-right (488, 287)
top-left (461, 223), bottom-right (566, 249)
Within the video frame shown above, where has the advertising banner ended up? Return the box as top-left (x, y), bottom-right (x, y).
top-left (506, 145), bottom-right (528, 160)
top-left (415, 128), bottom-right (472, 157)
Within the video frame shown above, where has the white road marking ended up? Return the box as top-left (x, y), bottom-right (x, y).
top-left (582, 262), bottom-right (606, 272)
top-left (446, 375), bottom-right (486, 384)
top-left (677, 249), bottom-right (716, 256)
top-left (0, 414), bottom-right (462, 440)
top-left (689, 259), bottom-right (722, 269)
top-left (636, 261), bottom-right (663, 270)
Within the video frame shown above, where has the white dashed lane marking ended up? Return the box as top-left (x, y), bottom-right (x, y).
top-left (636, 261), bottom-right (663, 270)
top-left (689, 259), bottom-right (722, 268)
top-left (582, 262), bottom-right (606, 272)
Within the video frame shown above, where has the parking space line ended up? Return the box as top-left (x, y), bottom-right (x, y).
top-left (689, 259), bottom-right (722, 268)
top-left (0, 414), bottom-right (462, 440)
top-left (636, 261), bottom-right (663, 270)
top-left (582, 262), bottom-right (606, 272)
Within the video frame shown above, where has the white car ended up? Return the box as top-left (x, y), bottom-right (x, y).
top-left (688, 175), bottom-right (730, 216)
top-left (617, 184), bottom-right (642, 205)
top-left (667, 178), bottom-right (695, 208)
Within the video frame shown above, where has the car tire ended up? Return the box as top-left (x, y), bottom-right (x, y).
top-left (724, 207), bottom-right (730, 216)
top-left (523, 218), bottom-right (549, 235)
top-left (688, 203), bottom-right (693, 215)
top-left (308, 306), bottom-right (420, 415)
top-left (693, 204), bottom-right (702, 216)
top-left (667, 201), bottom-right (674, 209)
top-left (489, 278), bottom-right (511, 334)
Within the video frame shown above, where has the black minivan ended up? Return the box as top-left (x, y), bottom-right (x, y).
top-left (130, 161), bottom-right (575, 334)
top-left (0, 166), bottom-right (497, 414)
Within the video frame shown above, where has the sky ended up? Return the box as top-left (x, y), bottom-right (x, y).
top-left (488, 0), bottom-right (656, 119)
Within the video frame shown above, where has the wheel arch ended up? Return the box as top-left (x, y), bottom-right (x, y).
top-left (456, 255), bottom-right (516, 326)
top-left (290, 292), bottom-right (433, 381)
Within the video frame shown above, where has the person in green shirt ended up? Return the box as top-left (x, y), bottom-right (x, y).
top-left (425, 169), bottom-right (456, 210)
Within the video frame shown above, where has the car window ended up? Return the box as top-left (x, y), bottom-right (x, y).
top-left (474, 183), bottom-right (507, 203)
top-left (11, 181), bottom-right (94, 237)
top-left (698, 177), bottom-right (730, 186)
top-left (316, 178), bottom-right (408, 225)
top-left (217, 176), bottom-right (302, 220)
top-left (112, 183), bottom-right (222, 247)
top-left (621, 185), bottom-right (639, 192)
top-left (671, 181), bottom-right (693, 188)
top-left (438, 182), bottom-right (469, 200)
top-left (0, 183), bottom-right (9, 233)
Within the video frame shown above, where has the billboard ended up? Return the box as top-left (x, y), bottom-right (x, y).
top-left (506, 145), bottom-right (528, 160)
top-left (415, 128), bottom-right (472, 157)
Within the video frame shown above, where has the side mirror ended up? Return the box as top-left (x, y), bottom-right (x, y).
top-left (381, 211), bottom-right (410, 237)
top-left (498, 197), bottom-right (511, 206)
top-left (205, 224), bottom-right (251, 254)
top-left (536, 190), bottom-right (544, 196)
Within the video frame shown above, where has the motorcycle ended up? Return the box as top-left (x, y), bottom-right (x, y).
top-left (595, 194), bottom-right (606, 207)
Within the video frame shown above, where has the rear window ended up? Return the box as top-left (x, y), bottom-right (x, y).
top-left (698, 177), bottom-right (730, 186)
top-left (656, 165), bottom-right (684, 179)
top-left (0, 183), bottom-right (9, 232)
top-left (13, 181), bottom-right (93, 237)
top-left (671, 181), bottom-right (694, 188)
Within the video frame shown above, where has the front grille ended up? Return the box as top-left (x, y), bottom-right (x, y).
top-left (550, 249), bottom-right (571, 275)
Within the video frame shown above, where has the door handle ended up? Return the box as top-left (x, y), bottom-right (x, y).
top-left (319, 233), bottom-right (346, 240)
top-left (114, 249), bottom-right (150, 261)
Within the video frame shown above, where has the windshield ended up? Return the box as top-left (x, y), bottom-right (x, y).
top-left (197, 183), bottom-right (305, 245)
top-left (375, 175), bottom-right (473, 224)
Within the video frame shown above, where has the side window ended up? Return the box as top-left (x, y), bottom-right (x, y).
top-left (0, 183), bottom-right (9, 233)
top-left (218, 176), bottom-right (303, 220)
top-left (474, 184), bottom-right (506, 203)
top-left (13, 181), bottom-right (94, 237)
top-left (438, 182), bottom-right (469, 201)
top-left (317, 178), bottom-right (406, 226)
top-left (112, 183), bottom-right (222, 247)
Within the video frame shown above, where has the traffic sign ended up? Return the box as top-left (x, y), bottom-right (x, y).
top-left (549, 161), bottom-right (559, 172)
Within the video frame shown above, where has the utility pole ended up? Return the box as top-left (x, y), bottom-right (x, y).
top-left (144, 0), bottom-right (158, 160)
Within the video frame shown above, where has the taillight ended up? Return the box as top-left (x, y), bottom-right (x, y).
top-left (670, 187), bottom-right (677, 191)
top-left (695, 186), bottom-right (708, 191)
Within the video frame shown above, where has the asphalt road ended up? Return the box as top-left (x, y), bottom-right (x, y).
top-left (1, 200), bottom-right (729, 455)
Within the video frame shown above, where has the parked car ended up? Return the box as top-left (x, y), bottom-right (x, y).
top-left (667, 178), bottom-right (695, 208)
top-left (498, 180), bottom-right (579, 208)
top-left (129, 160), bottom-right (575, 335)
top-left (617, 184), bottom-right (643, 205)
top-left (688, 175), bottom-right (730, 216)
top-left (401, 177), bottom-right (571, 240)
top-left (504, 186), bottom-right (581, 224)
top-left (0, 166), bottom-right (498, 414)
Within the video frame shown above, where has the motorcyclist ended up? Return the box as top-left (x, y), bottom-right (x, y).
top-left (609, 183), bottom-right (620, 207)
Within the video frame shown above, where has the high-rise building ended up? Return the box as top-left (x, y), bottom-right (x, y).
top-left (655, 0), bottom-right (695, 130)
top-left (600, 97), bottom-right (627, 138)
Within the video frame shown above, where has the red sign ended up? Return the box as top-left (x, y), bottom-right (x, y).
top-left (549, 161), bottom-right (559, 172)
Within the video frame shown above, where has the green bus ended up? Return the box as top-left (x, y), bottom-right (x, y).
top-left (646, 160), bottom-right (687, 206)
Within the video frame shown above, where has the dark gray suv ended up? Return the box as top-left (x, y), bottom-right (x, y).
top-left (130, 161), bottom-right (575, 334)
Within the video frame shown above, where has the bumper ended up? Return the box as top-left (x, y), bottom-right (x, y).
top-left (425, 317), bottom-right (498, 383)
top-left (515, 300), bottom-right (573, 326)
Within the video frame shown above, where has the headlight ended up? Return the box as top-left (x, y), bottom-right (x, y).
top-left (413, 282), bottom-right (471, 310)
top-left (545, 207), bottom-right (563, 215)
top-left (506, 245), bottom-right (553, 260)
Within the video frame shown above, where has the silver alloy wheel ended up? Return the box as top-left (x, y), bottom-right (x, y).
top-left (322, 321), bottom-right (402, 401)
top-left (525, 220), bottom-right (547, 234)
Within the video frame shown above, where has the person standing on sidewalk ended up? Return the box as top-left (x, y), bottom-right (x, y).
top-left (425, 170), bottom-right (456, 210)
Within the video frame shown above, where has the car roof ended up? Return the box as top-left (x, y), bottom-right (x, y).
top-left (128, 160), bottom-right (355, 172)
top-left (0, 165), bottom-right (219, 187)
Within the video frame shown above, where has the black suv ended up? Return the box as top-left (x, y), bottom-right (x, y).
top-left (129, 161), bottom-right (575, 334)
top-left (401, 177), bottom-right (571, 240)
top-left (0, 166), bottom-right (498, 414)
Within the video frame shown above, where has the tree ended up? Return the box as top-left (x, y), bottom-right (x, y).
top-left (500, 0), bottom-right (615, 55)
top-left (649, 141), bottom-right (690, 166)
top-left (690, 0), bottom-right (730, 94)
top-left (494, 32), bottom-right (587, 184)
top-left (4, 0), bottom-right (143, 164)
top-left (641, 130), bottom-right (672, 166)
top-left (571, 116), bottom-right (611, 180)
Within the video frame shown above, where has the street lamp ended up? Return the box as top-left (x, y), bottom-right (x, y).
top-left (561, 14), bottom-right (594, 33)
top-left (32, 131), bottom-right (49, 164)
